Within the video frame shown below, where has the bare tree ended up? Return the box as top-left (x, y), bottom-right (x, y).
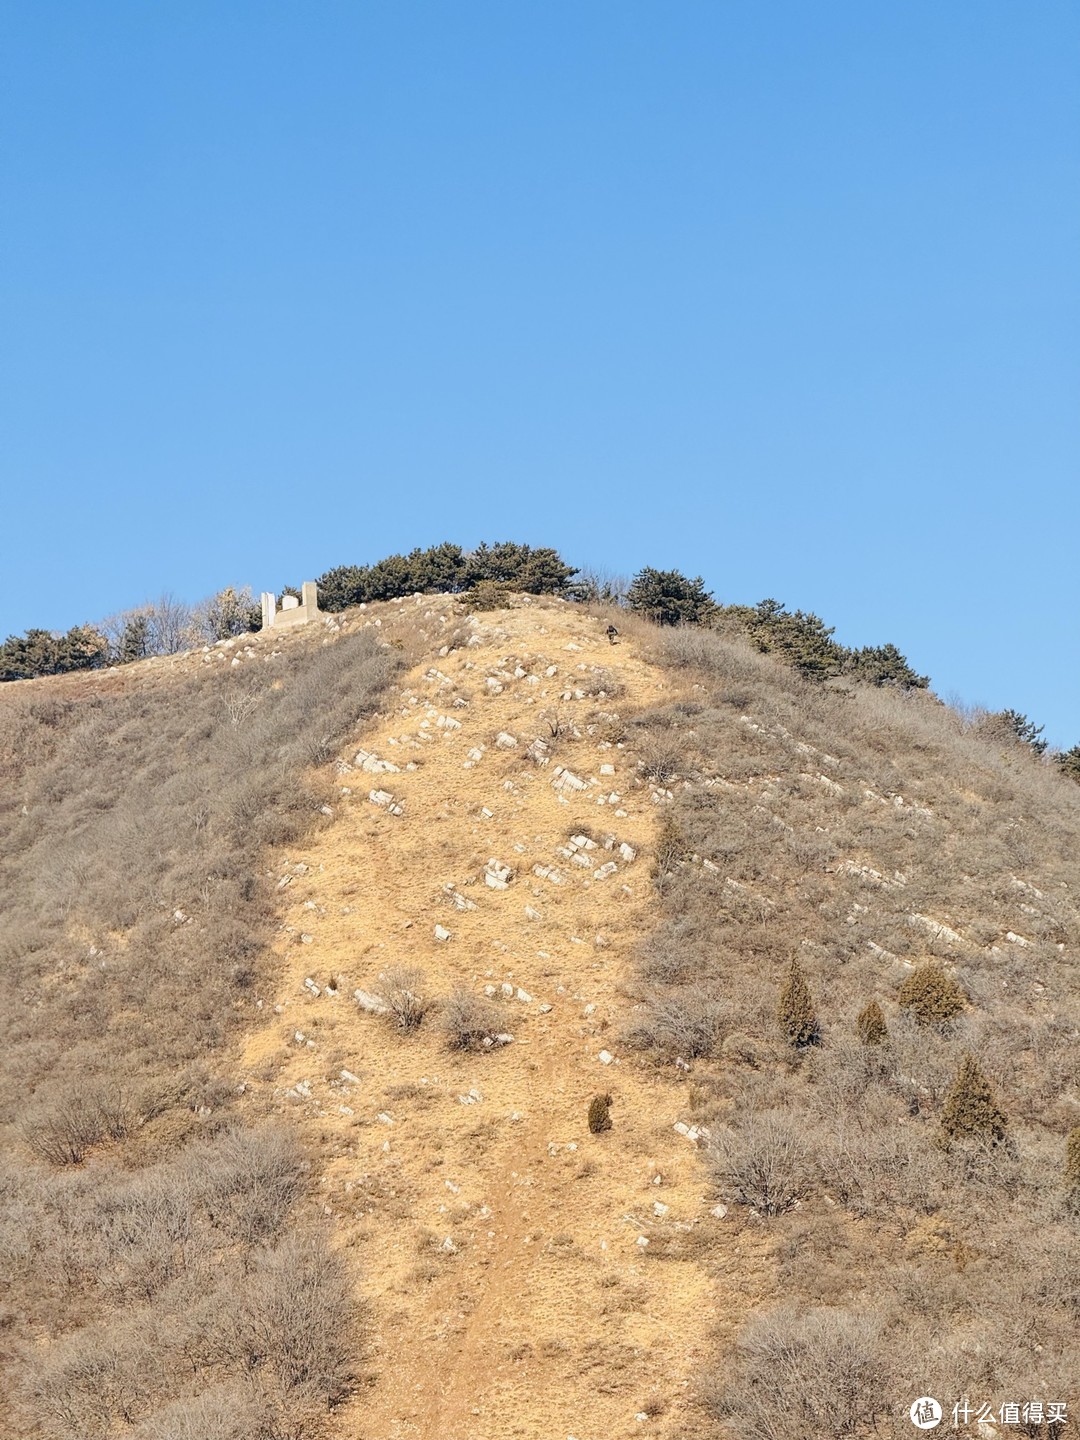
top-left (148, 593), bottom-right (194, 655)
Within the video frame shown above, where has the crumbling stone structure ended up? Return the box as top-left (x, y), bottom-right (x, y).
top-left (260, 581), bottom-right (320, 631)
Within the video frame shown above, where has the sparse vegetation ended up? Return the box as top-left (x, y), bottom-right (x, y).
top-left (375, 966), bottom-right (430, 1031)
top-left (0, 625), bottom-right (396, 1436)
top-left (440, 989), bottom-right (505, 1051)
top-left (711, 1111), bottom-right (810, 1215)
top-left (4, 557), bottom-right (1080, 1434)
top-left (639, 616), bottom-right (1080, 1413)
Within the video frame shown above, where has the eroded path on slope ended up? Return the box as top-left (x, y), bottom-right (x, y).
top-left (241, 598), bottom-right (773, 1440)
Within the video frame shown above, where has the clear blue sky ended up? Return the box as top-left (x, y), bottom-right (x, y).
top-left (2, 2), bottom-right (1077, 742)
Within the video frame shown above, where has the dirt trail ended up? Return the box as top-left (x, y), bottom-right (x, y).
top-left (241, 597), bottom-right (773, 1440)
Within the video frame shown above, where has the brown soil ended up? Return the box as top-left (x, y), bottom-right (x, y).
top-left (241, 597), bottom-right (774, 1440)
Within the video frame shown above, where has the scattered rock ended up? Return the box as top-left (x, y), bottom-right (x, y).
top-left (354, 989), bottom-right (389, 1014)
top-left (552, 766), bottom-right (587, 794)
top-left (354, 749), bottom-right (400, 775)
top-left (484, 858), bottom-right (513, 890)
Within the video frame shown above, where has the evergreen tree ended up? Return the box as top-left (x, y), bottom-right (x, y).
top-left (1064, 1127), bottom-right (1080, 1213)
top-left (626, 568), bottom-right (715, 626)
top-left (0, 625), bottom-right (108, 680)
top-left (940, 1053), bottom-right (1008, 1144)
top-left (464, 542), bottom-right (576, 594)
top-left (898, 964), bottom-right (965, 1029)
top-left (719, 599), bottom-right (846, 681)
top-left (117, 612), bottom-right (152, 664)
top-left (364, 553), bottom-right (417, 601)
top-left (408, 543), bottom-right (468, 593)
top-left (588, 1093), bottom-right (613, 1133)
top-left (856, 1000), bottom-right (889, 1046)
top-left (1056, 745), bottom-right (1080, 784)
top-left (1000, 709), bottom-right (1048, 756)
top-left (315, 564), bottom-right (373, 611)
top-left (843, 643), bottom-right (929, 690)
top-left (777, 959), bottom-right (820, 1048)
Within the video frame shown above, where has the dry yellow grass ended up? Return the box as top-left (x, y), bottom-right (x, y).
top-left (241, 596), bottom-right (774, 1440)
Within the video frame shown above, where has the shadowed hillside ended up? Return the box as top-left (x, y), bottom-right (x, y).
top-left (1, 592), bottom-right (1077, 1439)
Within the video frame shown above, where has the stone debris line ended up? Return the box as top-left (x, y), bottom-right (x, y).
top-left (240, 596), bottom-right (774, 1440)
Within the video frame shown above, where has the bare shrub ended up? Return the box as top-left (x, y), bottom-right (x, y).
top-left (711, 1111), bottom-right (811, 1215)
top-left (22, 1090), bottom-right (108, 1165)
top-left (129, 1384), bottom-right (268, 1440)
top-left (577, 667), bottom-right (625, 699)
top-left (440, 989), bottom-right (505, 1051)
top-left (704, 1305), bottom-right (895, 1440)
top-left (227, 1231), bottom-right (359, 1406)
top-left (623, 988), bottom-right (726, 1060)
top-left (28, 1318), bottom-right (163, 1437)
top-left (637, 731), bottom-right (686, 783)
top-left (374, 966), bottom-right (430, 1031)
top-left (201, 1124), bottom-right (306, 1245)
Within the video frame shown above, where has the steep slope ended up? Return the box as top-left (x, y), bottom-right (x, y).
top-left (242, 596), bottom-right (773, 1440)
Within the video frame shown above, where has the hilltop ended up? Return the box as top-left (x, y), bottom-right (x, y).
top-left (1, 590), bottom-right (1079, 1439)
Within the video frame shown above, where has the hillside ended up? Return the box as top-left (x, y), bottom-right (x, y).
top-left (2, 592), bottom-right (1079, 1439)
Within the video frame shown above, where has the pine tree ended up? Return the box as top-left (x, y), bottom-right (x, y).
top-left (117, 612), bottom-right (152, 664)
top-left (856, 1000), bottom-right (888, 1046)
top-left (626, 568), bottom-right (715, 627)
top-left (1000, 709), bottom-right (1048, 756)
top-left (940, 1053), bottom-right (1008, 1145)
top-left (777, 959), bottom-right (820, 1048)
